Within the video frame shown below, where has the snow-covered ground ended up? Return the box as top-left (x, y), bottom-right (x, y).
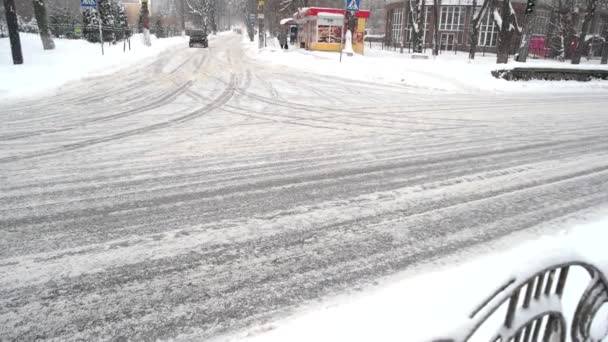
top-left (230, 214), bottom-right (608, 342)
top-left (2, 33), bottom-right (608, 341)
top-left (245, 36), bottom-right (608, 94)
top-left (0, 33), bottom-right (191, 99)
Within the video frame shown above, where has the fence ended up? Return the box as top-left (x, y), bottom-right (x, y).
top-left (367, 36), bottom-right (607, 62)
top-left (433, 260), bottom-right (608, 342)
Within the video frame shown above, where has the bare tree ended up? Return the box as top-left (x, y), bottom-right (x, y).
top-left (3, 0), bottom-right (24, 64)
top-left (602, 27), bottom-right (608, 64)
top-left (571, 0), bottom-right (597, 64)
top-left (185, 0), bottom-right (212, 33)
top-left (547, 0), bottom-right (576, 61)
top-left (469, 0), bottom-right (492, 59)
top-left (494, 0), bottom-right (521, 63)
top-left (432, 0), bottom-right (441, 55)
top-left (407, 0), bottom-right (425, 53)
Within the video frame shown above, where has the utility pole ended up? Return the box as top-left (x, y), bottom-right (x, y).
top-left (3, 0), bottom-right (23, 64)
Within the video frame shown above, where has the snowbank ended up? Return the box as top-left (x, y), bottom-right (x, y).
top-left (225, 213), bottom-right (608, 342)
top-left (243, 36), bottom-right (608, 94)
top-left (0, 33), bottom-right (189, 99)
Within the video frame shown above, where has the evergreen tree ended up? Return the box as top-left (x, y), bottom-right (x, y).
top-left (112, 1), bottom-right (129, 40)
top-left (82, 7), bottom-right (100, 43)
top-left (97, 0), bottom-right (115, 42)
top-left (18, 16), bottom-right (39, 33)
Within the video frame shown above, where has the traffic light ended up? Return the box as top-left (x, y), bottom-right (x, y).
top-left (525, 0), bottom-right (535, 14)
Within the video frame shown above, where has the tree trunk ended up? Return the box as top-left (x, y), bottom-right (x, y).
top-left (469, 0), bottom-right (480, 59)
top-left (4, 0), bottom-right (23, 64)
top-left (400, 0), bottom-right (407, 53)
top-left (210, 0), bottom-right (217, 34)
top-left (33, 0), bottom-right (55, 50)
top-left (432, 0), bottom-right (440, 55)
top-left (602, 30), bottom-right (608, 64)
top-left (178, 0), bottom-right (185, 33)
top-left (417, 0), bottom-right (425, 52)
top-left (408, 0), bottom-right (423, 53)
top-left (571, 0), bottom-right (596, 64)
top-left (496, 0), bottom-right (512, 63)
top-left (517, 14), bottom-right (532, 62)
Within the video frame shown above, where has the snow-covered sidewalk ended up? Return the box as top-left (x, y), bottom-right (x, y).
top-left (0, 33), bottom-right (190, 99)
top-left (224, 214), bottom-right (608, 342)
top-left (244, 36), bottom-right (608, 94)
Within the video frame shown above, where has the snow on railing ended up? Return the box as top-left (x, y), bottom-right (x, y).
top-left (432, 258), bottom-right (608, 342)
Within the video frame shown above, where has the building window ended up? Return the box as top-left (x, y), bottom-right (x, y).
top-left (478, 11), bottom-right (498, 47)
top-left (317, 16), bottom-right (343, 43)
top-left (440, 6), bottom-right (465, 31)
top-left (391, 8), bottom-right (404, 44)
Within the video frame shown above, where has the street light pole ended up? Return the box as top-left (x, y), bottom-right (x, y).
top-left (3, 0), bottom-right (23, 64)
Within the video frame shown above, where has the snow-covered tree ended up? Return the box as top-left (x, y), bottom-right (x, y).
top-left (407, 0), bottom-right (426, 53)
top-left (18, 15), bottom-right (39, 33)
top-left (97, 0), bottom-right (115, 42)
top-left (82, 7), bottom-right (100, 43)
top-left (546, 0), bottom-right (576, 61)
top-left (469, 0), bottom-right (493, 59)
top-left (185, 0), bottom-right (211, 33)
top-left (571, 0), bottom-right (598, 64)
top-left (494, 0), bottom-right (522, 63)
top-left (113, 1), bottom-right (129, 41)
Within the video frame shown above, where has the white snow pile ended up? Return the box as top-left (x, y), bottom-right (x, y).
top-left (225, 215), bottom-right (608, 342)
top-left (243, 36), bottom-right (608, 94)
top-left (0, 33), bottom-right (188, 99)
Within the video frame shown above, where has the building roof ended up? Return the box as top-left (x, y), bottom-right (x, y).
top-left (295, 7), bottom-right (371, 19)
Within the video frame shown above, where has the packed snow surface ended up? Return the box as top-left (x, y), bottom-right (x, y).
top-left (1, 33), bottom-right (607, 341)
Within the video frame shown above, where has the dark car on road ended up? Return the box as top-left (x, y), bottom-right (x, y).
top-left (189, 31), bottom-right (208, 48)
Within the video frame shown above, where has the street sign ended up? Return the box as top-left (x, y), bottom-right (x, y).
top-left (80, 0), bottom-right (96, 7)
top-left (345, 0), bottom-right (360, 11)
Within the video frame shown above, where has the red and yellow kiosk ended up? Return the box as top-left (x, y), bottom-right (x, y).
top-left (294, 7), bottom-right (371, 54)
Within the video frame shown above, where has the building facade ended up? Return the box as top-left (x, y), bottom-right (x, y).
top-left (384, 0), bottom-right (608, 57)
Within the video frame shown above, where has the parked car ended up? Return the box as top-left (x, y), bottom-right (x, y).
top-left (189, 31), bottom-right (208, 48)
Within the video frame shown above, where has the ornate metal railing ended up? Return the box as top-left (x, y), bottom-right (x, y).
top-left (434, 261), bottom-right (608, 342)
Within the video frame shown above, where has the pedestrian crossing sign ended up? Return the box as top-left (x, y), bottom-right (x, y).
top-left (345, 0), bottom-right (360, 11)
top-left (80, 0), bottom-right (96, 6)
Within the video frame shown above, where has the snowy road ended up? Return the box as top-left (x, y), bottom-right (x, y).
top-left (1, 34), bottom-right (608, 341)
